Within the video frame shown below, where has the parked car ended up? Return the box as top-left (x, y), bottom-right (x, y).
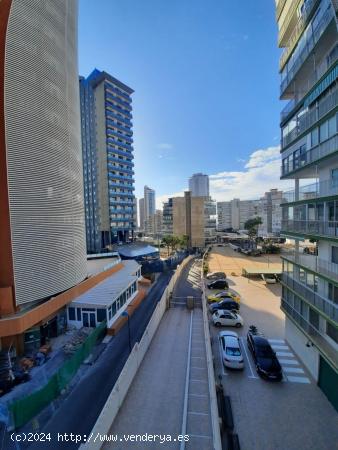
top-left (207, 290), bottom-right (240, 304)
top-left (207, 279), bottom-right (229, 290)
top-left (206, 271), bottom-right (226, 280)
top-left (219, 331), bottom-right (244, 370)
top-left (212, 310), bottom-right (243, 328)
top-left (247, 326), bottom-right (282, 381)
top-left (209, 298), bottom-right (240, 313)
top-left (261, 273), bottom-right (277, 284)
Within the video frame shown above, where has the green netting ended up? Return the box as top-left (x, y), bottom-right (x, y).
top-left (9, 321), bottom-right (106, 429)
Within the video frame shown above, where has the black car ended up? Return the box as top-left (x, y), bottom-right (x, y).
top-left (247, 326), bottom-right (283, 381)
top-left (207, 279), bottom-right (229, 290)
top-left (209, 299), bottom-right (239, 312)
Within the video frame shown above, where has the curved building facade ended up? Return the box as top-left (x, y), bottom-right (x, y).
top-left (0, 0), bottom-right (87, 309)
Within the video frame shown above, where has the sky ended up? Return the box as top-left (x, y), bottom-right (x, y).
top-left (78, 0), bottom-right (293, 209)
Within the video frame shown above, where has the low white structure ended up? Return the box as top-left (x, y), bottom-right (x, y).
top-left (67, 260), bottom-right (141, 329)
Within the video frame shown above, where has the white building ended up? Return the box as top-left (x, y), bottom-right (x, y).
top-left (257, 189), bottom-right (283, 237)
top-left (67, 260), bottom-right (141, 329)
top-left (217, 199), bottom-right (258, 231)
top-left (189, 173), bottom-right (210, 197)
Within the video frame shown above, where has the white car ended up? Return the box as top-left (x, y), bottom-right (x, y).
top-left (212, 310), bottom-right (244, 328)
top-left (219, 331), bottom-right (244, 370)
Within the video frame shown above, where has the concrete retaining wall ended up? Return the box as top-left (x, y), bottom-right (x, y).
top-left (80, 256), bottom-right (194, 449)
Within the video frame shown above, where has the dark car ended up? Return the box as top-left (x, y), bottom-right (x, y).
top-left (247, 327), bottom-right (283, 381)
top-left (207, 279), bottom-right (229, 290)
top-left (209, 299), bottom-right (240, 313)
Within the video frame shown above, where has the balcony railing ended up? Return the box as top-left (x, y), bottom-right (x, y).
top-left (282, 273), bottom-right (338, 322)
top-left (282, 133), bottom-right (338, 177)
top-left (281, 219), bottom-right (338, 237)
top-left (278, 0), bottom-right (302, 46)
top-left (281, 299), bottom-right (338, 368)
top-left (280, 4), bottom-right (334, 95)
top-left (280, 0), bottom-right (319, 71)
top-left (282, 250), bottom-right (338, 281)
top-left (282, 85), bottom-right (338, 148)
top-left (282, 178), bottom-right (338, 203)
top-left (276, 0), bottom-right (287, 20)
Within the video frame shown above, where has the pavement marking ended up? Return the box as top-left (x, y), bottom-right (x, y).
top-left (268, 339), bottom-right (285, 344)
top-left (279, 359), bottom-right (299, 365)
top-left (240, 337), bottom-right (258, 379)
top-left (191, 356), bottom-right (204, 359)
top-left (180, 310), bottom-right (193, 450)
top-left (287, 375), bottom-right (311, 384)
top-left (189, 393), bottom-right (208, 398)
top-left (190, 366), bottom-right (205, 370)
top-left (188, 411), bottom-right (209, 416)
top-left (283, 367), bottom-right (305, 374)
top-left (276, 351), bottom-right (295, 357)
top-left (271, 345), bottom-right (289, 350)
top-left (190, 379), bottom-right (207, 383)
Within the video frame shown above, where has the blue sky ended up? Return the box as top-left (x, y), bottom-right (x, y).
top-left (79, 0), bottom-right (292, 208)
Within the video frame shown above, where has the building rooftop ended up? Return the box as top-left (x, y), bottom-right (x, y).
top-left (71, 260), bottom-right (140, 308)
top-left (117, 243), bottom-right (159, 259)
top-left (87, 255), bottom-right (121, 276)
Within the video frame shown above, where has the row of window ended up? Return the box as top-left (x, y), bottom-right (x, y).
top-left (283, 260), bottom-right (338, 303)
top-left (107, 281), bottom-right (137, 320)
top-left (282, 113), bottom-right (338, 174)
top-left (282, 287), bottom-right (338, 345)
top-left (283, 199), bottom-right (338, 222)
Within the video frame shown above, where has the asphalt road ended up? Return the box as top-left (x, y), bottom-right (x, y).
top-left (4, 271), bottom-right (173, 450)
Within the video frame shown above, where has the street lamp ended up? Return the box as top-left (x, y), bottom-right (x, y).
top-left (121, 310), bottom-right (131, 353)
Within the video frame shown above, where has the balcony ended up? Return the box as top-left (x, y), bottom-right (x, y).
top-left (278, 0), bottom-right (302, 46)
top-left (106, 111), bottom-right (132, 128)
top-left (106, 119), bottom-right (133, 136)
top-left (109, 189), bottom-right (134, 197)
top-left (276, 0), bottom-right (287, 21)
top-left (282, 272), bottom-right (338, 322)
top-left (107, 155), bottom-right (134, 167)
top-left (281, 219), bottom-right (338, 238)
top-left (282, 179), bottom-right (338, 203)
top-left (107, 137), bottom-right (133, 152)
top-left (106, 92), bottom-right (132, 112)
top-left (104, 82), bottom-right (131, 102)
top-left (105, 104), bottom-right (132, 120)
top-left (107, 163), bottom-right (134, 175)
top-left (280, 4), bottom-right (334, 96)
top-left (282, 250), bottom-right (338, 282)
top-left (281, 299), bottom-right (338, 369)
top-left (108, 172), bottom-right (134, 183)
top-left (280, 0), bottom-right (320, 71)
top-left (282, 83), bottom-right (338, 149)
top-left (109, 200), bottom-right (134, 206)
top-left (107, 129), bottom-right (133, 144)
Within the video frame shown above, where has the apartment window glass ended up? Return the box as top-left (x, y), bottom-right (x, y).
top-left (76, 308), bottom-right (81, 321)
top-left (68, 308), bottom-right (75, 321)
top-left (311, 128), bottom-right (319, 147)
top-left (309, 308), bottom-right (319, 330)
top-left (332, 246), bottom-right (338, 264)
top-left (332, 168), bottom-right (338, 187)
top-left (320, 121), bottom-right (328, 142)
top-left (299, 268), bottom-right (306, 284)
top-left (328, 115), bottom-right (337, 137)
top-left (97, 309), bottom-right (106, 323)
top-left (326, 322), bottom-right (338, 344)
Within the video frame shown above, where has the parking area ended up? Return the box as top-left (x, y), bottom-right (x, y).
top-left (208, 245), bottom-right (282, 276)
top-left (207, 247), bottom-right (338, 450)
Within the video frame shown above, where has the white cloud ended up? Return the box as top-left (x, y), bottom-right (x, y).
top-left (210, 146), bottom-right (292, 202)
top-left (244, 146), bottom-right (280, 169)
top-left (156, 146), bottom-right (293, 209)
top-left (157, 143), bottom-right (173, 150)
top-left (156, 191), bottom-right (184, 210)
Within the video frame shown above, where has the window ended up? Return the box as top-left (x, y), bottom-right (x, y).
top-left (326, 322), bottom-right (338, 344)
top-left (332, 246), bottom-right (338, 264)
top-left (332, 168), bottom-right (338, 188)
top-left (329, 283), bottom-right (338, 305)
top-left (76, 308), bottom-right (81, 321)
top-left (299, 268), bottom-right (306, 284)
top-left (328, 115), bottom-right (337, 137)
top-left (320, 121), bottom-right (328, 142)
top-left (311, 128), bottom-right (319, 147)
top-left (68, 307), bottom-right (75, 321)
top-left (97, 309), bottom-right (106, 322)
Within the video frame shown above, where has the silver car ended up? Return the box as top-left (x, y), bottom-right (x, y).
top-left (219, 331), bottom-right (244, 370)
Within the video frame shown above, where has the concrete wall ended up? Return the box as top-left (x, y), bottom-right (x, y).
top-left (191, 197), bottom-right (204, 247)
top-left (285, 317), bottom-right (319, 380)
top-left (173, 197), bottom-right (187, 236)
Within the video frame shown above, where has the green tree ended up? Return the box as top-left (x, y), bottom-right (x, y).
top-left (179, 234), bottom-right (189, 250)
top-left (162, 235), bottom-right (173, 256)
top-left (244, 217), bottom-right (262, 241)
